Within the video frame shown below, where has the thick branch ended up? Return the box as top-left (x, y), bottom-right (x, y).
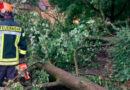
top-left (5, 61), bottom-right (106, 90)
top-left (26, 82), bottom-right (59, 89)
top-left (41, 82), bottom-right (59, 88)
top-left (36, 61), bottom-right (106, 90)
top-left (74, 48), bottom-right (79, 76)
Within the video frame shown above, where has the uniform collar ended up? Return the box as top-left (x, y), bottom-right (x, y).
top-left (4, 18), bottom-right (14, 22)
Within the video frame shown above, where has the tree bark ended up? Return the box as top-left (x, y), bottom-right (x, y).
top-left (35, 61), bottom-right (107, 90)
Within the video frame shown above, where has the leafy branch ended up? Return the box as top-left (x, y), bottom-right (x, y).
top-left (73, 36), bottom-right (117, 76)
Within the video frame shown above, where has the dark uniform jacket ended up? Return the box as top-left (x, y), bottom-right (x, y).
top-left (0, 18), bottom-right (27, 65)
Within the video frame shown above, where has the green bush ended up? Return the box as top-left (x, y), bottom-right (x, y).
top-left (111, 25), bottom-right (130, 83)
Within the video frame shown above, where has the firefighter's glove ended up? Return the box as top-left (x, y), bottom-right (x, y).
top-left (19, 63), bottom-right (28, 70)
top-left (18, 63), bottom-right (31, 80)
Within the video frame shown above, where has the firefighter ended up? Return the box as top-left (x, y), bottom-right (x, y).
top-left (0, 2), bottom-right (27, 87)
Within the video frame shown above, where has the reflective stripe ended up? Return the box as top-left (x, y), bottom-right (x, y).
top-left (1, 34), bottom-right (4, 59)
top-left (0, 26), bottom-right (22, 32)
top-left (0, 34), bottom-right (2, 59)
top-left (20, 49), bottom-right (26, 55)
top-left (0, 35), bottom-right (20, 63)
top-left (15, 35), bottom-right (20, 59)
top-left (0, 61), bottom-right (19, 65)
top-left (22, 33), bottom-right (25, 37)
top-left (0, 58), bottom-right (18, 61)
top-left (0, 31), bottom-right (21, 35)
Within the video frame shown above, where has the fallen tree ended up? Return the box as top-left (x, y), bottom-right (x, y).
top-left (5, 61), bottom-right (106, 90)
top-left (5, 36), bottom-right (118, 90)
top-left (34, 61), bottom-right (106, 90)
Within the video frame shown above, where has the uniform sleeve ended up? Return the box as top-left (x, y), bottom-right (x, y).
top-left (18, 29), bottom-right (27, 58)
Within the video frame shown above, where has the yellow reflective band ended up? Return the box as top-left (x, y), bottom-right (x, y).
top-left (0, 26), bottom-right (22, 32)
top-left (15, 35), bottom-right (20, 59)
top-left (0, 58), bottom-right (18, 61)
top-left (0, 35), bottom-right (20, 61)
top-left (1, 34), bottom-right (4, 59)
top-left (0, 61), bottom-right (19, 65)
top-left (22, 33), bottom-right (25, 37)
top-left (20, 49), bottom-right (26, 55)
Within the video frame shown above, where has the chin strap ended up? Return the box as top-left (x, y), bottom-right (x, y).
top-left (0, 12), bottom-right (14, 18)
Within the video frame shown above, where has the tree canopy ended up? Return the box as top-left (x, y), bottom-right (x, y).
top-left (49, 0), bottom-right (130, 22)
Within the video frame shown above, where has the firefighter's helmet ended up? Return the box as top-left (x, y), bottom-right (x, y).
top-left (0, 2), bottom-right (13, 17)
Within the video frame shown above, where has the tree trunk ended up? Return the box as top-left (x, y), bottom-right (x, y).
top-left (36, 61), bottom-right (107, 90)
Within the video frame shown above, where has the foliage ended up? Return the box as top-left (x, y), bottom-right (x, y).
top-left (14, 10), bottom-right (130, 89)
top-left (85, 75), bottom-right (120, 90)
top-left (16, 12), bottom-right (106, 69)
top-left (10, 0), bottom-right (130, 89)
top-left (27, 0), bottom-right (40, 5)
top-left (111, 25), bottom-right (130, 83)
top-left (10, 82), bottom-right (24, 90)
top-left (49, 0), bottom-right (130, 23)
